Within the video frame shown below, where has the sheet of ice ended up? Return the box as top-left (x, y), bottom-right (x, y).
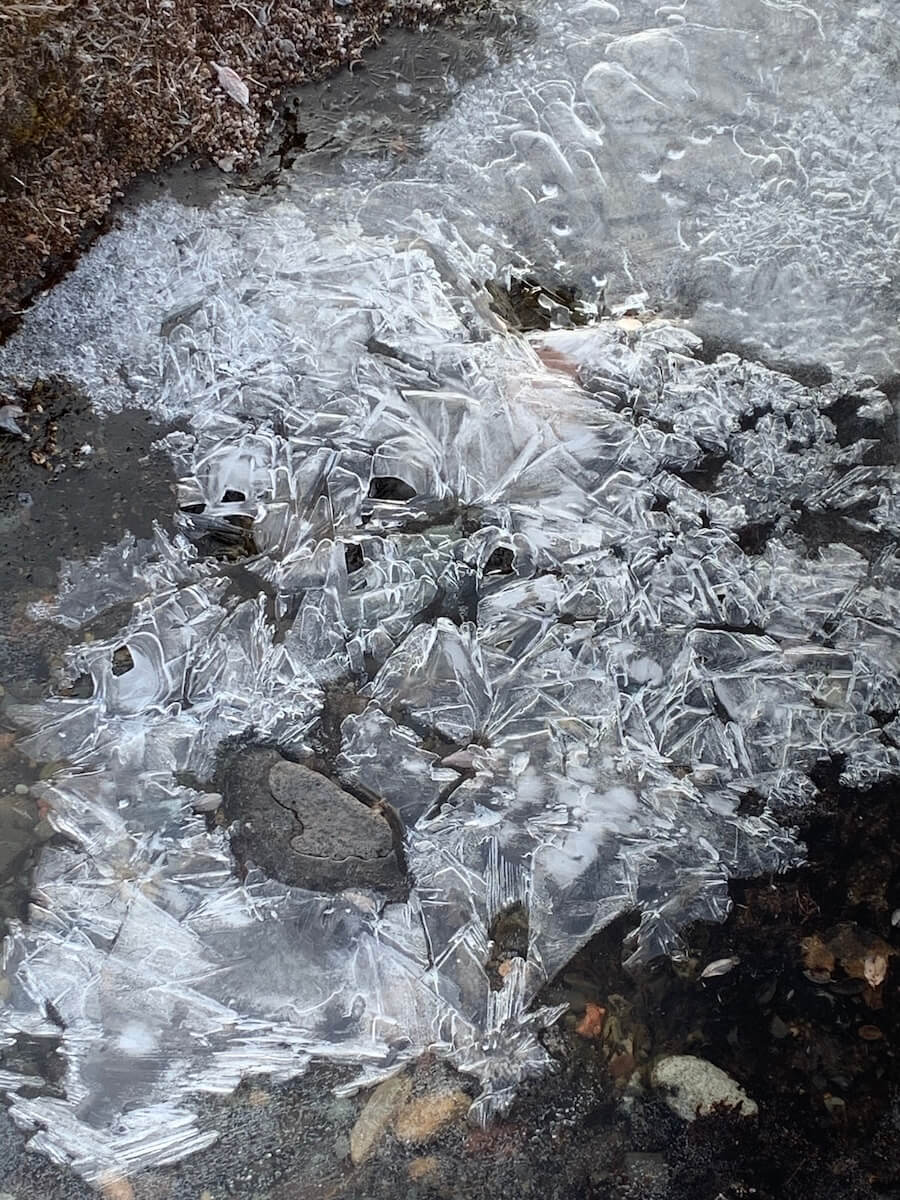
top-left (0, 0), bottom-right (898, 1181)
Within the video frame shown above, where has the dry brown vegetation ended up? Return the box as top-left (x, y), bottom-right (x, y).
top-left (0, 0), bottom-right (455, 327)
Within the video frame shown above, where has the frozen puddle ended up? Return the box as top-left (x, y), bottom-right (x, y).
top-left (1, 0), bottom-right (899, 1181)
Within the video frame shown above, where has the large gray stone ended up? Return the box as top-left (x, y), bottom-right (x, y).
top-left (221, 748), bottom-right (404, 894)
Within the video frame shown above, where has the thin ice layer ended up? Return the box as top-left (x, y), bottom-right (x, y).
top-left (3, 0), bottom-right (896, 388)
top-left (0, 0), bottom-right (898, 1181)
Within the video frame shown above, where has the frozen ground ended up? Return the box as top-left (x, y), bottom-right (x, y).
top-left (0, 0), bottom-right (898, 1183)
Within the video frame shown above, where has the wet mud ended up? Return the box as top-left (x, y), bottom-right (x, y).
top-left (0, 377), bottom-right (178, 691)
top-left (0, 376), bottom-right (177, 934)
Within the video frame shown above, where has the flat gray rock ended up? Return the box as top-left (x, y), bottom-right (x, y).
top-left (221, 748), bottom-right (404, 894)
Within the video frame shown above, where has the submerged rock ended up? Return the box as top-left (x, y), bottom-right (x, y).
top-left (222, 748), bottom-right (404, 894)
top-left (350, 1076), bottom-right (412, 1165)
top-left (651, 1055), bottom-right (758, 1121)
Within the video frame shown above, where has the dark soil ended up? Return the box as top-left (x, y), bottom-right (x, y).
top-left (532, 761), bottom-right (900, 1200)
top-left (0, 376), bottom-right (178, 937)
top-left (0, 375), bottom-right (178, 699)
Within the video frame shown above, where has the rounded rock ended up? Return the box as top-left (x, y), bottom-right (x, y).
top-left (221, 747), bottom-right (404, 894)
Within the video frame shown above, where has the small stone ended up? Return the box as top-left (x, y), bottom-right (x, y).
top-left (98, 1174), bottom-right (134, 1200)
top-left (407, 1156), bottom-right (440, 1181)
top-left (350, 1075), bottom-right (412, 1165)
top-left (14, 783), bottom-right (29, 795)
top-left (651, 1055), bottom-right (758, 1121)
top-left (393, 1089), bottom-right (469, 1145)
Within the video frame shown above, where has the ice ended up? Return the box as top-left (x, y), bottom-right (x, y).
top-left (1, 0), bottom-right (899, 1182)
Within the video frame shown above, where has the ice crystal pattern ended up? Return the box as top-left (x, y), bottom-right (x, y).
top-left (1, 0), bottom-right (898, 1181)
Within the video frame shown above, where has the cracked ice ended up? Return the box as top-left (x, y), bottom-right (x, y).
top-left (0, 0), bottom-right (898, 1180)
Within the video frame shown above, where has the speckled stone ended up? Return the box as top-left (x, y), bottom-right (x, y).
top-left (651, 1055), bottom-right (758, 1121)
top-left (222, 747), bottom-right (404, 894)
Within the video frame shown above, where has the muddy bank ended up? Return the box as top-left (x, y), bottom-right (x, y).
top-left (0, 375), bottom-right (178, 937)
top-left (0, 376), bottom-right (178, 697)
top-left (0, 0), bottom-right (478, 332)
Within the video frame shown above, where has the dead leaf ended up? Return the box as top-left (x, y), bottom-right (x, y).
top-left (212, 62), bottom-right (249, 107)
top-left (534, 344), bottom-right (580, 377)
top-left (864, 952), bottom-right (888, 989)
top-left (858, 1024), bottom-right (884, 1041)
top-left (700, 956), bottom-right (740, 979)
top-left (393, 1089), bottom-right (469, 1144)
top-left (800, 935), bottom-right (835, 974)
top-left (350, 1075), bottom-right (411, 1165)
top-left (575, 1002), bottom-right (606, 1038)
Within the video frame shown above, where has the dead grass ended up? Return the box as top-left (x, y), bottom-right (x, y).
top-left (0, 0), bottom-right (458, 329)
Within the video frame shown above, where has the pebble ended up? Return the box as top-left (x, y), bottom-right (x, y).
top-left (14, 783), bottom-right (29, 795)
top-left (350, 1075), bottom-right (412, 1165)
top-left (407, 1156), bottom-right (440, 1181)
top-left (651, 1055), bottom-right (758, 1121)
top-left (98, 1174), bottom-right (134, 1200)
top-left (393, 1089), bottom-right (469, 1145)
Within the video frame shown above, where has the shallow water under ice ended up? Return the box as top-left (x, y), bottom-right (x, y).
top-left (0, 0), bottom-right (899, 1181)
